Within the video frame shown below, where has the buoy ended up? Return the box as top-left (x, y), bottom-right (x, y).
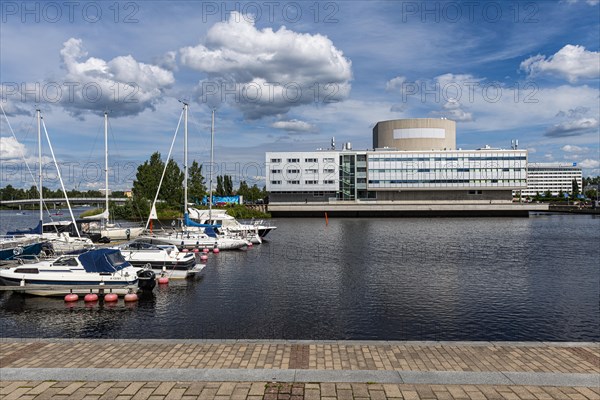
top-left (158, 276), bottom-right (169, 284)
top-left (202, 248), bottom-right (209, 253)
top-left (213, 248), bottom-right (220, 254)
top-left (200, 254), bottom-right (208, 262)
top-left (124, 293), bottom-right (138, 302)
top-left (104, 293), bottom-right (118, 302)
top-left (248, 242), bottom-right (253, 248)
top-left (84, 293), bottom-right (98, 302)
top-left (193, 248), bottom-right (199, 253)
top-left (64, 293), bottom-right (79, 302)
top-left (182, 248), bottom-right (189, 253)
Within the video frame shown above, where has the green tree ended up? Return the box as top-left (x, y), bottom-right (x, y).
top-left (132, 152), bottom-right (164, 202)
top-left (571, 179), bottom-right (580, 199)
top-left (215, 176), bottom-right (224, 196)
top-left (544, 190), bottom-right (552, 199)
top-left (237, 180), bottom-right (249, 200)
top-left (162, 158), bottom-right (184, 207)
top-left (188, 161), bottom-right (207, 204)
top-left (224, 175), bottom-right (233, 195)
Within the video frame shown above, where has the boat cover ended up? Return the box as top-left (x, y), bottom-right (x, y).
top-left (78, 249), bottom-right (131, 273)
top-left (7, 221), bottom-right (42, 235)
top-left (183, 213), bottom-right (220, 238)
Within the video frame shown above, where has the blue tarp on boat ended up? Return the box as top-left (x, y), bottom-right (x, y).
top-left (78, 249), bottom-right (131, 273)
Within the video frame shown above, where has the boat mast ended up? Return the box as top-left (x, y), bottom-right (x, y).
top-left (209, 108), bottom-right (215, 222)
top-left (183, 102), bottom-right (188, 217)
top-left (37, 109), bottom-right (42, 233)
top-left (104, 111), bottom-right (109, 223)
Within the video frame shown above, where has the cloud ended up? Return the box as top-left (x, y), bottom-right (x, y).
top-left (58, 38), bottom-right (175, 117)
top-left (430, 99), bottom-right (474, 122)
top-left (520, 45), bottom-right (600, 83)
top-left (180, 12), bottom-right (352, 119)
top-left (385, 76), bottom-right (406, 92)
top-left (0, 136), bottom-right (27, 160)
top-left (546, 118), bottom-right (599, 137)
top-left (561, 144), bottom-right (588, 152)
top-left (271, 119), bottom-right (317, 134)
top-left (390, 104), bottom-right (406, 113)
top-left (579, 159), bottom-right (600, 168)
top-left (0, 86), bottom-right (31, 116)
top-left (564, 0), bottom-right (599, 5)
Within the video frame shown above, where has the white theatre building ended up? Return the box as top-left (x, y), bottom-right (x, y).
top-left (266, 119), bottom-right (528, 203)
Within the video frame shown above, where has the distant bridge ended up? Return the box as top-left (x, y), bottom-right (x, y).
top-left (0, 198), bottom-right (129, 207)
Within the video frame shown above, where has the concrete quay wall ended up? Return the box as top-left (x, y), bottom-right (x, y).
top-left (267, 202), bottom-right (549, 218)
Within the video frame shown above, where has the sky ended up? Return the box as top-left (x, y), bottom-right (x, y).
top-left (1, 0), bottom-right (599, 190)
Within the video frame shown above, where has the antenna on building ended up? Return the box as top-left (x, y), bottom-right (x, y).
top-left (515, 139), bottom-right (518, 150)
top-left (331, 136), bottom-right (335, 150)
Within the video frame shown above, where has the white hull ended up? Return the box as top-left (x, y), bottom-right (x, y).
top-left (139, 232), bottom-right (248, 250)
top-left (117, 243), bottom-right (203, 279)
top-left (101, 227), bottom-right (144, 240)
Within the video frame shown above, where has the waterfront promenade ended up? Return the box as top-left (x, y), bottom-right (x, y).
top-left (1, 339), bottom-right (598, 399)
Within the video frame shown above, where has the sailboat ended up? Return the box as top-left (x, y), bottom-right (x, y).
top-left (139, 104), bottom-right (249, 250)
top-left (82, 112), bottom-right (144, 241)
top-left (185, 109), bottom-right (274, 244)
top-left (6, 109), bottom-right (94, 254)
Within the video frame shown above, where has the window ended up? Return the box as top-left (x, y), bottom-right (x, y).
top-left (305, 169), bottom-right (318, 173)
top-left (287, 169), bottom-right (300, 174)
top-left (357, 154), bottom-right (366, 161)
top-left (270, 180), bottom-right (281, 185)
top-left (270, 169), bottom-right (281, 174)
top-left (323, 180), bottom-right (335, 184)
top-left (468, 190), bottom-right (483, 195)
top-left (305, 158), bottom-right (318, 163)
top-left (323, 168), bottom-right (335, 173)
top-left (287, 158), bottom-right (300, 163)
top-left (288, 180), bottom-right (300, 184)
top-left (357, 167), bottom-right (367, 172)
top-left (270, 158), bottom-right (281, 163)
top-left (357, 178), bottom-right (367, 184)
top-left (305, 180), bottom-right (318, 184)
top-left (323, 158), bottom-right (335, 162)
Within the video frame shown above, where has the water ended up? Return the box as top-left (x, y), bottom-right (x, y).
top-left (1, 211), bottom-right (598, 341)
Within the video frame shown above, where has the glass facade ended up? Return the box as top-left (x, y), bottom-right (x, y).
top-left (367, 151), bottom-right (527, 189)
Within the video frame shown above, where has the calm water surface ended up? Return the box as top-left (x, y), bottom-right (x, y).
top-left (1, 210), bottom-right (598, 341)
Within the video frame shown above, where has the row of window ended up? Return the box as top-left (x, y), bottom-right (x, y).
top-left (271, 169), bottom-right (336, 174)
top-left (369, 179), bottom-right (526, 184)
top-left (270, 158), bottom-right (336, 163)
top-left (369, 156), bottom-right (527, 162)
top-left (369, 168), bottom-right (524, 173)
top-left (270, 180), bottom-right (336, 185)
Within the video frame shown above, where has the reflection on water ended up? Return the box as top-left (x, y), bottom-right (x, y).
top-left (1, 213), bottom-right (598, 341)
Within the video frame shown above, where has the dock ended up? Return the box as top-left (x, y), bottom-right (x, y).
top-left (1, 339), bottom-right (598, 399)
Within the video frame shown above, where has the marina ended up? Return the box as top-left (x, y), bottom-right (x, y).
top-left (1, 212), bottom-right (598, 342)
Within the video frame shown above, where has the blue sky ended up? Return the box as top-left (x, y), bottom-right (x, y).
top-left (1, 0), bottom-right (599, 190)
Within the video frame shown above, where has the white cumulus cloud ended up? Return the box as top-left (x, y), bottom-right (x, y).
top-left (271, 119), bottom-right (317, 134)
top-left (579, 159), bottom-right (600, 168)
top-left (180, 12), bottom-right (352, 119)
top-left (385, 76), bottom-right (406, 92)
top-left (0, 136), bottom-right (27, 160)
top-left (59, 38), bottom-right (175, 117)
top-left (520, 45), bottom-right (600, 83)
top-left (561, 144), bottom-right (588, 153)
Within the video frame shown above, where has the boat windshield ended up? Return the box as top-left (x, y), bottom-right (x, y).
top-left (106, 251), bottom-right (129, 269)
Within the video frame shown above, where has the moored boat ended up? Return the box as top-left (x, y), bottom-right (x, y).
top-left (0, 248), bottom-right (155, 296)
top-left (116, 241), bottom-right (204, 279)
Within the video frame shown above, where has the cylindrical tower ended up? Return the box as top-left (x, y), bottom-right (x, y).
top-left (373, 118), bottom-right (456, 151)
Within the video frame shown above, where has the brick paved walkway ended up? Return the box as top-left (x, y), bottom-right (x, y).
top-left (1, 340), bottom-right (598, 399)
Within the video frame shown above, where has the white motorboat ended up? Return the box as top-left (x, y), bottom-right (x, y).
top-left (188, 207), bottom-right (276, 243)
top-left (0, 248), bottom-right (156, 296)
top-left (116, 241), bottom-right (204, 279)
